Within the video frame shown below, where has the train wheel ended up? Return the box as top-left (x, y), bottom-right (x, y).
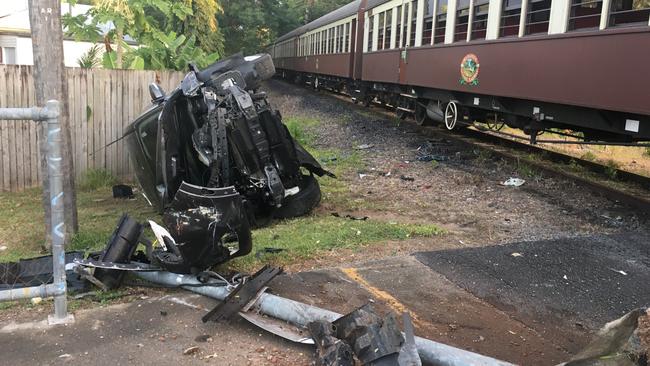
top-left (415, 100), bottom-right (431, 126)
top-left (444, 101), bottom-right (458, 130)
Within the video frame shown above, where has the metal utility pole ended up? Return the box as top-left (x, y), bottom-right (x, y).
top-left (28, 0), bottom-right (78, 244)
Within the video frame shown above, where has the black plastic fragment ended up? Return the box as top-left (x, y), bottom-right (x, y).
top-left (308, 320), bottom-right (354, 366)
top-left (93, 214), bottom-right (144, 290)
top-left (332, 304), bottom-right (404, 365)
top-left (202, 265), bottom-right (282, 323)
top-left (112, 184), bottom-right (134, 199)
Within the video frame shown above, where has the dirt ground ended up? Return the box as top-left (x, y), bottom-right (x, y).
top-left (1, 79), bottom-right (648, 365)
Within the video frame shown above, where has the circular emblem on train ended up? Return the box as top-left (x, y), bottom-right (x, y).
top-left (459, 53), bottom-right (480, 86)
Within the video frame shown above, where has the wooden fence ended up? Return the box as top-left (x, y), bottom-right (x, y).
top-left (0, 65), bottom-right (185, 191)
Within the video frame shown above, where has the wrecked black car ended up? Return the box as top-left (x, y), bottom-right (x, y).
top-left (123, 53), bottom-right (332, 271)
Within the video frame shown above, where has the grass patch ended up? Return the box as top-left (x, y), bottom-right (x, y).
top-left (0, 186), bottom-right (156, 262)
top-left (644, 146), bottom-right (650, 157)
top-left (79, 168), bottom-right (117, 191)
top-left (604, 159), bottom-right (620, 180)
top-left (230, 215), bottom-right (443, 271)
top-left (516, 160), bottom-right (537, 178)
top-left (580, 151), bottom-right (597, 162)
top-left (284, 116), bottom-right (320, 147)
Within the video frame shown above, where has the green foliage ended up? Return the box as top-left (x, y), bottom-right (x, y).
top-left (77, 44), bottom-right (102, 68)
top-left (63, 0), bottom-right (223, 70)
top-left (218, 0), bottom-right (354, 55)
top-left (131, 32), bottom-right (219, 70)
top-left (79, 168), bottom-right (117, 191)
top-left (644, 146), bottom-right (650, 157)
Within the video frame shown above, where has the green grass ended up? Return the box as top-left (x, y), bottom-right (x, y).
top-left (230, 215), bottom-right (443, 271)
top-left (284, 116), bottom-right (320, 147)
top-left (644, 146), bottom-right (650, 157)
top-left (604, 159), bottom-right (621, 180)
top-left (516, 160), bottom-right (538, 178)
top-left (0, 186), bottom-right (156, 262)
top-left (78, 168), bottom-right (118, 191)
top-left (580, 151), bottom-right (597, 162)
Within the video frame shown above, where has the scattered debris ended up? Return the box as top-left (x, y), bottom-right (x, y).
top-left (194, 334), bottom-right (213, 343)
top-left (559, 308), bottom-right (648, 366)
top-left (112, 184), bottom-right (134, 199)
top-left (91, 214), bottom-right (144, 290)
top-left (400, 175), bottom-right (415, 182)
top-left (0, 251), bottom-right (87, 292)
top-left (0, 245), bottom-right (7, 251)
top-left (609, 268), bottom-right (628, 276)
top-left (255, 247), bottom-right (286, 259)
top-left (331, 212), bottom-right (369, 221)
top-left (502, 178), bottom-right (525, 187)
top-left (202, 266), bottom-right (282, 323)
top-left (415, 141), bottom-right (450, 162)
top-left (183, 346), bottom-right (200, 356)
top-left (355, 144), bottom-right (374, 150)
top-left (511, 252), bottom-right (523, 257)
top-left (309, 320), bottom-right (354, 366)
top-left (307, 304), bottom-right (422, 366)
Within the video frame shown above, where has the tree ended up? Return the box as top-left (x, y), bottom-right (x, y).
top-left (218, 0), bottom-right (355, 55)
top-left (28, 0), bottom-right (79, 245)
top-left (63, 0), bottom-right (222, 70)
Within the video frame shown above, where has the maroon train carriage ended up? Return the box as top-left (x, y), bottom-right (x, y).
top-left (269, 0), bottom-right (650, 144)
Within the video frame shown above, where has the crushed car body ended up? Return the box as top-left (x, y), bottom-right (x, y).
top-left (123, 53), bottom-right (333, 267)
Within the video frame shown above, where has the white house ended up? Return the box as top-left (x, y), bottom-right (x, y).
top-left (0, 0), bottom-right (132, 67)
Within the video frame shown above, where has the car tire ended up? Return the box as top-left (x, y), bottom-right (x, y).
top-left (273, 175), bottom-right (321, 219)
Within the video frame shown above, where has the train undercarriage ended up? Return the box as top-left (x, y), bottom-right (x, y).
top-left (278, 70), bottom-right (650, 145)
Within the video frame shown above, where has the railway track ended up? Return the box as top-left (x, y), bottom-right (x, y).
top-left (304, 82), bottom-right (650, 215)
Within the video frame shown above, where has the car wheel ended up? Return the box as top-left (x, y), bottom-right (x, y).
top-left (273, 175), bottom-right (321, 219)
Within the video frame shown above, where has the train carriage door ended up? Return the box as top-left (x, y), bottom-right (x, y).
top-left (349, 19), bottom-right (357, 79)
top-left (399, 0), bottom-right (414, 84)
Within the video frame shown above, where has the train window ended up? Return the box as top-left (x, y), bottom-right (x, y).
top-left (455, 0), bottom-right (471, 41)
top-left (330, 27), bottom-right (335, 53)
top-left (345, 22), bottom-right (351, 52)
top-left (385, 9), bottom-right (392, 49)
top-left (339, 24), bottom-right (344, 52)
top-left (471, 0), bottom-right (490, 39)
top-left (423, 0), bottom-right (434, 44)
top-left (568, 0), bottom-right (603, 30)
top-left (434, 0), bottom-right (448, 44)
top-left (321, 30), bottom-right (326, 53)
top-left (396, 6), bottom-right (403, 47)
top-left (409, 1), bottom-right (418, 46)
top-left (500, 0), bottom-right (522, 37)
top-left (368, 15), bottom-right (374, 51)
top-left (609, 0), bottom-right (650, 26)
top-left (526, 0), bottom-right (551, 34)
top-left (377, 12), bottom-right (385, 50)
